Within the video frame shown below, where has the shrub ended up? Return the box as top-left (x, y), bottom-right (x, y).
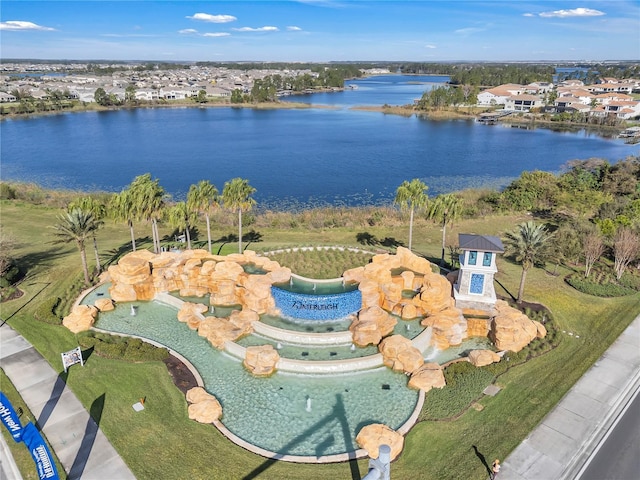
top-left (34, 297), bottom-right (62, 325)
top-left (566, 273), bottom-right (638, 297)
top-left (420, 361), bottom-right (495, 420)
top-left (76, 331), bottom-right (169, 362)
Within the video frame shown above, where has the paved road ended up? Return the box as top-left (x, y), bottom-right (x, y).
top-left (577, 388), bottom-right (640, 480)
top-left (500, 314), bottom-right (640, 480)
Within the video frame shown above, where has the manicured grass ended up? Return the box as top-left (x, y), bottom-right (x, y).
top-left (1, 199), bottom-right (638, 479)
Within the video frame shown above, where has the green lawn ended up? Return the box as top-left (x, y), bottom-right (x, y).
top-left (1, 200), bottom-right (638, 479)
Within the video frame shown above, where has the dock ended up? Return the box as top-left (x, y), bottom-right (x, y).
top-left (477, 110), bottom-right (513, 124)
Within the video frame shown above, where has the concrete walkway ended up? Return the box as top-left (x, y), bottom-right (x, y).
top-left (0, 324), bottom-right (135, 480)
top-left (500, 314), bottom-right (640, 480)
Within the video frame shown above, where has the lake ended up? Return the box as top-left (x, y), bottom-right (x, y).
top-left (1, 75), bottom-right (636, 208)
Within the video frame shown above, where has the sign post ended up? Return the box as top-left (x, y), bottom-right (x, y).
top-left (61, 346), bottom-right (84, 373)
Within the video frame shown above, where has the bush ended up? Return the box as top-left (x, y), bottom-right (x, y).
top-left (420, 361), bottom-right (495, 420)
top-left (76, 331), bottom-right (169, 362)
top-left (566, 273), bottom-right (638, 297)
top-left (34, 297), bottom-right (62, 325)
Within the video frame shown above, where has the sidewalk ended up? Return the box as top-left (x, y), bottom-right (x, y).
top-left (500, 314), bottom-right (640, 480)
top-left (0, 324), bottom-right (136, 480)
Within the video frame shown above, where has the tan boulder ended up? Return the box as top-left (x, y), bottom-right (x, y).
top-left (177, 302), bottom-right (209, 330)
top-left (417, 273), bottom-right (454, 314)
top-left (343, 266), bottom-right (365, 285)
top-left (197, 313), bottom-right (254, 349)
top-left (395, 246), bottom-right (433, 275)
top-left (362, 262), bottom-right (393, 285)
top-left (468, 349), bottom-right (501, 367)
top-left (350, 306), bottom-right (397, 347)
top-left (408, 362), bottom-right (446, 392)
top-left (119, 250), bottom-right (154, 270)
top-left (108, 282), bottom-right (138, 302)
top-left (266, 266), bottom-right (291, 284)
top-left (186, 386), bottom-right (213, 404)
top-left (186, 387), bottom-right (222, 423)
top-left (422, 307), bottom-right (467, 350)
top-left (491, 301), bottom-right (544, 352)
top-left (243, 345), bottom-right (280, 376)
top-left (62, 305), bottom-right (98, 333)
top-left (209, 279), bottom-right (240, 306)
top-left (94, 298), bottom-right (115, 312)
top-left (359, 279), bottom-right (383, 309)
top-left (212, 261), bottom-right (245, 282)
top-left (400, 303), bottom-right (419, 320)
top-left (379, 335), bottom-right (424, 374)
top-left (466, 317), bottom-right (491, 337)
top-left (355, 424), bottom-right (404, 461)
top-left (400, 270), bottom-right (416, 290)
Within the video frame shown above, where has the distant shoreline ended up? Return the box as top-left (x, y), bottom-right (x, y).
top-left (1, 97), bottom-right (627, 137)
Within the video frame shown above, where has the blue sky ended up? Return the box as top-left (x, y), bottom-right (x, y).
top-left (1, 1), bottom-right (638, 62)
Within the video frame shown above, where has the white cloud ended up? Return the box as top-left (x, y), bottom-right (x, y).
top-left (186, 13), bottom-right (237, 23)
top-left (203, 32), bottom-right (231, 37)
top-left (179, 29), bottom-right (198, 34)
top-left (454, 27), bottom-right (484, 35)
top-left (425, 44), bottom-right (436, 49)
top-left (0, 20), bottom-right (55, 31)
top-left (287, 26), bottom-right (302, 31)
top-left (523, 13), bottom-right (535, 17)
top-left (233, 26), bottom-right (279, 32)
top-left (538, 8), bottom-right (605, 18)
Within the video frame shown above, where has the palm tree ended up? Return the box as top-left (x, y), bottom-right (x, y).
top-left (394, 179), bottom-right (428, 251)
top-left (167, 201), bottom-right (195, 249)
top-left (69, 196), bottom-right (106, 274)
top-left (130, 174), bottom-right (166, 253)
top-left (427, 193), bottom-right (463, 266)
top-left (109, 189), bottom-right (138, 251)
top-left (503, 220), bottom-right (554, 303)
top-left (222, 178), bottom-right (256, 253)
top-left (187, 180), bottom-right (219, 253)
top-left (52, 209), bottom-right (99, 285)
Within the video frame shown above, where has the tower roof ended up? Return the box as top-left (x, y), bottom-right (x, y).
top-left (458, 234), bottom-right (504, 253)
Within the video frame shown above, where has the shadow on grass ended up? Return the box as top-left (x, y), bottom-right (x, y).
top-left (241, 394), bottom-right (362, 480)
top-left (36, 370), bottom-right (68, 430)
top-left (17, 247), bottom-right (71, 274)
top-left (68, 393), bottom-right (105, 480)
top-left (356, 232), bottom-right (403, 249)
top-left (472, 445), bottom-right (493, 479)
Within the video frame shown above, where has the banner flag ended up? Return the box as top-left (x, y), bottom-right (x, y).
top-left (0, 391), bottom-right (23, 442)
top-left (61, 346), bottom-right (84, 373)
top-left (21, 422), bottom-right (60, 480)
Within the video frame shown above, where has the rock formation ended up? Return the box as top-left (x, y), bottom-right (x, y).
top-left (350, 306), bottom-right (397, 347)
top-left (491, 300), bottom-right (546, 352)
top-left (186, 387), bottom-right (222, 423)
top-left (243, 345), bottom-right (280, 376)
top-left (408, 362), bottom-right (446, 392)
top-left (355, 424), bottom-right (404, 461)
top-left (379, 335), bottom-right (424, 374)
top-left (468, 349), bottom-right (501, 367)
top-left (94, 298), bottom-right (115, 312)
top-left (177, 302), bottom-right (209, 330)
top-left (62, 305), bottom-right (98, 333)
top-left (421, 307), bottom-right (467, 350)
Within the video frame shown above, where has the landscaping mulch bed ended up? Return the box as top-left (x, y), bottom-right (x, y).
top-left (163, 355), bottom-right (198, 394)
